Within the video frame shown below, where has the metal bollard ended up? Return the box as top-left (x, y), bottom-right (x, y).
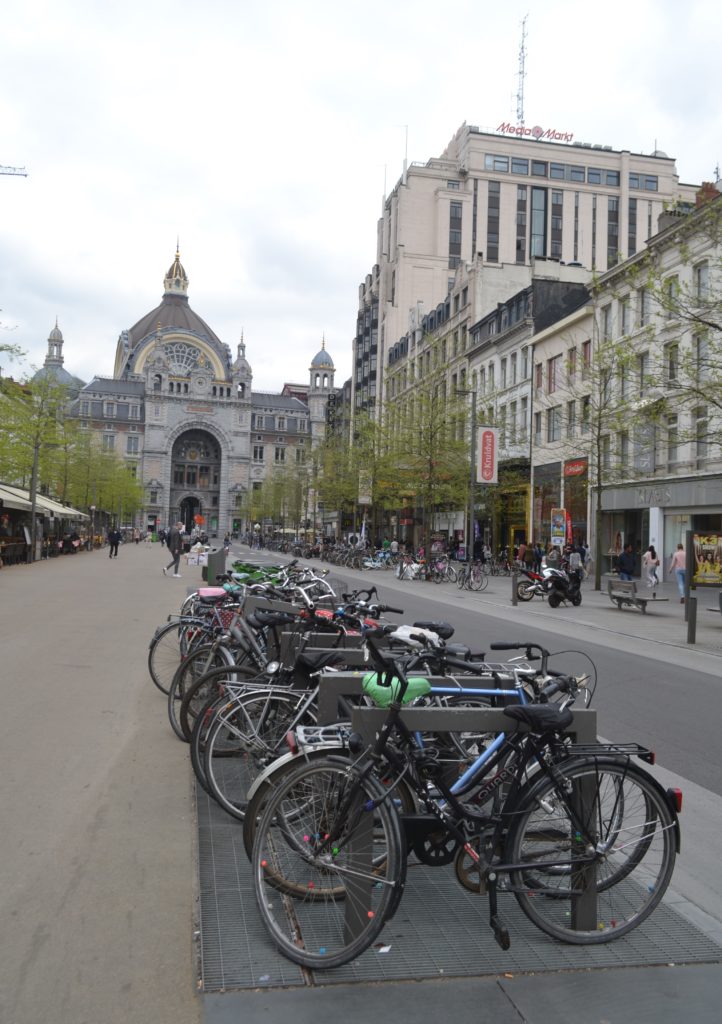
top-left (686, 594), bottom-right (697, 644)
top-left (511, 568), bottom-right (518, 606)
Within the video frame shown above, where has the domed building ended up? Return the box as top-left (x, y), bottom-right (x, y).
top-left (32, 322), bottom-right (85, 394)
top-left (71, 250), bottom-right (338, 536)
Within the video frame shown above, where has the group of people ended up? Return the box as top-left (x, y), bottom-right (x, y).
top-left (616, 542), bottom-right (687, 602)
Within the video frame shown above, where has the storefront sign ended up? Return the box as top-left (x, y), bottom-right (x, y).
top-left (477, 427), bottom-right (498, 484)
top-left (636, 486), bottom-right (672, 507)
top-left (564, 458), bottom-right (588, 477)
top-left (496, 121), bottom-right (574, 143)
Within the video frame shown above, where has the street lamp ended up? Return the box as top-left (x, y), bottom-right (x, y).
top-left (90, 506), bottom-right (96, 551)
top-left (456, 389), bottom-right (477, 566)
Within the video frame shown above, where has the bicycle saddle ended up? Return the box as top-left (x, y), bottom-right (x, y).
top-left (503, 704), bottom-right (574, 734)
top-left (196, 588), bottom-right (229, 602)
top-left (412, 620), bottom-right (454, 640)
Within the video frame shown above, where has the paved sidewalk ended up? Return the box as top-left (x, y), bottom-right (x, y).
top-left (0, 544), bottom-right (201, 1024)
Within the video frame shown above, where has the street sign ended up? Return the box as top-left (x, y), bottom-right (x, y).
top-left (477, 427), bottom-right (498, 484)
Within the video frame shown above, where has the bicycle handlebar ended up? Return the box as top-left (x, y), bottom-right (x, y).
top-left (539, 675), bottom-right (577, 701)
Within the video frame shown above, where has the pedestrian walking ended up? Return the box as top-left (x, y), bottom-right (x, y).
top-left (223, 532), bottom-right (231, 555)
top-left (162, 522), bottom-right (185, 578)
top-left (642, 545), bottom-right (660, 590)
top-left (617, 543), bottom-right (635, 581)
top-left (108, 528), bottom-right (121, 558)
top-left (669, 543), bottom-right (686, 603)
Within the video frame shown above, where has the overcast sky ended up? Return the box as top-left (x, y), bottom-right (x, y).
top-left (2, 0), bottom-right (721, 390)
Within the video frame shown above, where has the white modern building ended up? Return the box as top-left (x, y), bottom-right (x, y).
top-left (355, 120), bottom-right (699, 418)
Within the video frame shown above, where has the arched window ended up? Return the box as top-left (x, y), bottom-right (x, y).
top-left (323, 374), bottom-right (328, 388)
top-left (315, 373), bottom-right (320, 387)
top-left (237, 382), bottom-right (245, 397)
top-left (153, 374), bottom-right (162, 392)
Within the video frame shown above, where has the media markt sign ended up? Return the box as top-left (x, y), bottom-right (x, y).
top-left (477, 426), bottom-right (498, 484)
top-left (496, 121), bottom-right (574, 143)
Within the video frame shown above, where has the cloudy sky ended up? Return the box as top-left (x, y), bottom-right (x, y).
top-left (1, 0), bottom-right (721, 390)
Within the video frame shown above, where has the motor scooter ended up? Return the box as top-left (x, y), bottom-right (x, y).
top-left (546, 566), bottom-right (583, 607)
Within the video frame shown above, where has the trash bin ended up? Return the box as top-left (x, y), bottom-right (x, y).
top-left (202, 546), bottom-right (227, 583)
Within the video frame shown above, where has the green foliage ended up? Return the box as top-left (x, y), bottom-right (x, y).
top-left (0, 374), bottom-right (144, 519)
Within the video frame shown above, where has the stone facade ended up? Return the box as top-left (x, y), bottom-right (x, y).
top-left (70, 250), bottom-right (336, 535)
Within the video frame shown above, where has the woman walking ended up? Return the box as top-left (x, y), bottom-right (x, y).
top-left (642, 545), bottom-right (660, 591)
top-left (669, 543), bottom-right (686, 603)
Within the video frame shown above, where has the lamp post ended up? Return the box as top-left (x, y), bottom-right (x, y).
top-left (456, 389), bottom-right (477, 565)
top-left (89, 505), bottom-right (96, 551)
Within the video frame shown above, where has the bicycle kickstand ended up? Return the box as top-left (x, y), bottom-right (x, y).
top-left (486, 872), bottom-right (511, 951)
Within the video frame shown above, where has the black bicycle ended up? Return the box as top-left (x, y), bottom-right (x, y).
top-left (250, 634), bottom-right (680, 969)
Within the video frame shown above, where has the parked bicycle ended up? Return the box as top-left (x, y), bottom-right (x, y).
top-left (250, 632), bottom-right (680, 969)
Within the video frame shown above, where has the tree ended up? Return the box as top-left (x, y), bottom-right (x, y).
top-left (382, 345), bottom-right (469, 546)
top-left (0, 373), bottom-right (70, 558)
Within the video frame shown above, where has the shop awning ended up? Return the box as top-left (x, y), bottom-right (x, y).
top-left (0, 484), bottom-right (89, 519)
top-left (0, 484), bottom-right (33, 511)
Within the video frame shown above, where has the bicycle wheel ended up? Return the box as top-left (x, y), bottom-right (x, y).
top-left (243, 753), bottom-right (416, 861)
top-left (506, 759), bottom-right (676, 943)
top-left (252, 758), bottom-right (406, 969)
top-left (456, 567), bottom-right (466, 589)
top-left (178, 660), bottom-right (259, 742)
top-left (445, 565), bottom-right (458, 583)
top-left (468, 566), bottom-right (486, 591)
top-left (167, 650), bottom-right (250, 741)
top-left (148, 619), bottom-right (207, 694)
top-left (204, 689), bottom-right (317, 821)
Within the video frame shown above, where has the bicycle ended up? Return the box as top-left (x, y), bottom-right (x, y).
top-left (456, 560), bottom-right (488, 591)
top-left (250, 634), bottom-right (680, 969)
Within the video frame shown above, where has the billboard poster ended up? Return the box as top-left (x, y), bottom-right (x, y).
top-left (550, 508), bottom-right (566, 547)
top-left (692, 534), bottom-right (722, 586)
top-left (477, 427), bottom-right (498, 484)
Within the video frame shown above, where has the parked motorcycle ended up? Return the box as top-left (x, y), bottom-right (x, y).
top-left (515, 564), bottom-right (583, 607)
top-left (546, 567), bottom-right (583, 607)
top-left (515, 567), bottom-right (554, 601)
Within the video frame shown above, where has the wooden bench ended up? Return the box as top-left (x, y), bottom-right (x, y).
top-left (607, 577), bottom-right (668, 613)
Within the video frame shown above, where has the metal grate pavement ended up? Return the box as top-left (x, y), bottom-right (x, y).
top-left (196, 784), bottom-right (722, 993)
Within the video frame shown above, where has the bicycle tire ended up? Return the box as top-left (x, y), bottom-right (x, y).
top-left (167, 648), bottom-right (249, 741)
top-left (506, 759), bottom-right (676, 943)
top-left (456, 568), bottom-right (466, 589)
top-left (252, 758), bottom-right (406, 969)
top-left (148, 618), bottom-right (209, 695)
top-left (243, 754), bottom-right (417, 861)
top-left (178, 659), bottom-right (259, 742)
top-left (468, 566), bottom-right (486, 591)
top-left (204, 689), bottom-right (318, 821)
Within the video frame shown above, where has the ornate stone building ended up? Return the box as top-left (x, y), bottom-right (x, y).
top-left (71, 250), bottom-right (336, 535)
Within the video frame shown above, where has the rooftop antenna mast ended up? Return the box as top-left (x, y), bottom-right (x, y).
top-left (516, 15), bottom-right (528, 126)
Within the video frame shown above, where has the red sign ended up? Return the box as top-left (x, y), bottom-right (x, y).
top-left (477, 427), bottom-right (498, 484)
top-left (564, 458), bottom-right (588, 477)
